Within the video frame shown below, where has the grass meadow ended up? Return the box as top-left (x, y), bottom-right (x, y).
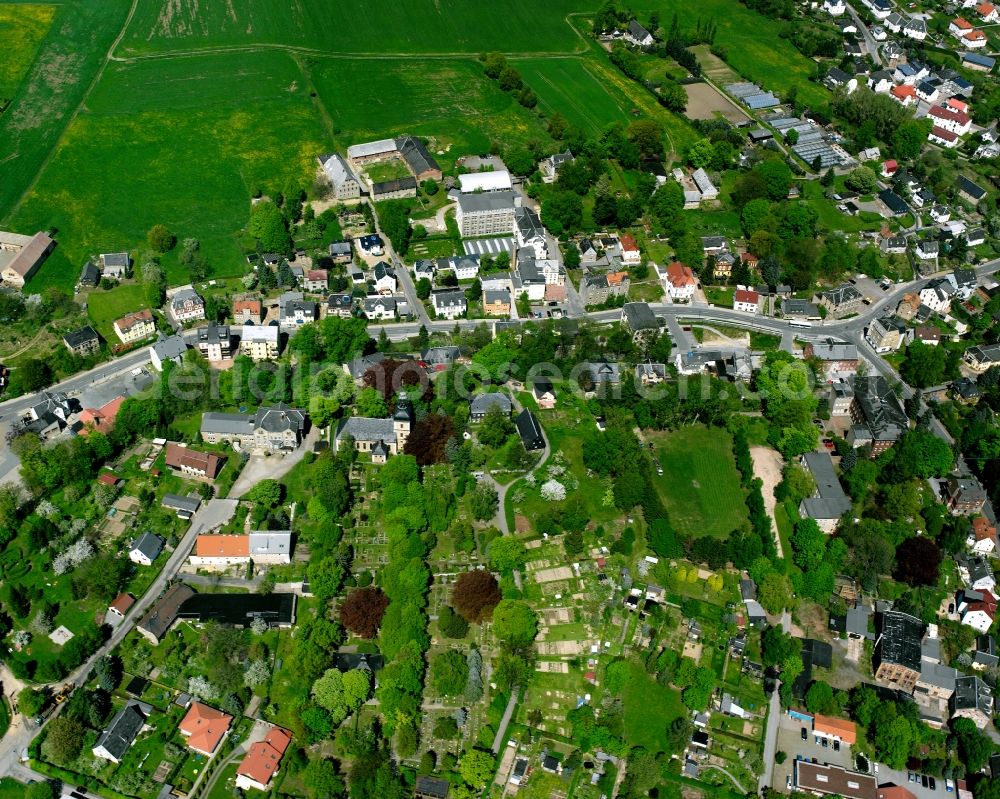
top-left (85, 283), bottom-right (149, 339)
top-left (622, 659), bottom-right (686, 750)
top-left (0, 3), bottom-right (56, 98)
top-left (648, 424), bottom-right (748, 539)
top-left (311, 58), bottom-right (549, 164)
top-left (116, 0), bottom-right (596, 57)
top-left (13, 50), bottom-right (328, 291)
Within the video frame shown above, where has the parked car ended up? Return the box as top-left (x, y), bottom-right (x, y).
top-left (787, 776), bottom-right (793, 790)
top-left (929, 778), bottom-right (936, 790)
top-left (833, 741), bottom-right (840, 752)
top-left (946, 779), bottom-right (954, 793)
top-left (821, 738), bottom-right (829, 748)
top-left (922, 775), bottom-right (929, 788)
top-left (801, 727), bottom-right (808, 740)
top-left (908, 773), bottom-right (917, 783)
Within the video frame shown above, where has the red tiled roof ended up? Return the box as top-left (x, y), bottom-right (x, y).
top-left (180, 702), bottom-right (233, 754)
top-left (883, 159), bottom-right (898, 171)
top-left (233, 299), bottom-right (262, 314)
top-left (306, 269), bottom-right (328, 280)
top-left (195, 535), bottom-right (250, 558)
top-left (115, 309), bottom-right (153, 332)
top-left (879, 786), bottom-right (917, 799)
top-left (164, 442), bottom-right (224, 478)
top-left (109, 593), bottom-right (135, 615)
top-left (734, 289), bottom-right (759, 304)
top-left (238, 727), bottom-right (292, 786)
top-left (952, 16), bottom-right (973, 28)
top-left (666, 262), bottom-right (696, 287)
top-left (930, 126), bottom-right (958, 142)
top-left (977, 2), bottom-right (995, 15)
top-left (964, 30), bottom-right (986, 40)
top-left (966, 589), bottom-right (998, 619)
top-left (79, 395), bottom-right (127, 436)
top-left (929, 106), bottom-right (971, 125)
top-left (607, 271), bottom-right (628, 286)
top-left (813, 713), bottom-right (857, 745)
top-left (973, 517), bottom-right (996, 541)
top-left (620, 233), bottom-right (639, 252)
top-left (891, 85), bottom-right (916, 99)
top-left (97, 473), bottom-right (120, 486)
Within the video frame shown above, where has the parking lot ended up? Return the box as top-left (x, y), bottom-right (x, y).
top-left (773, 712), bottom-right (956, 799)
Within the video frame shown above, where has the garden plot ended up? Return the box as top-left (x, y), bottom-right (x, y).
top-left (536, 640), bottom-right (585, 656)
top-left (540, 607), bottom-right (573, 625)
top-left (535, 661), bottom-right (570, 673)
top-left (531, 566), bottom-right (574, 583)
top-left (684, 82), bottom-right (749, 124)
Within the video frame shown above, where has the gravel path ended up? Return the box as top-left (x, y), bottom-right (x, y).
top-left (749, 445), bottom-right (785, 558)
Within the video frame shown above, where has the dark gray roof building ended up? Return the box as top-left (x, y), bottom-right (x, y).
top-left (93, 701), bottom-right (151, 762)
top-left (515, 409), bottom-right (545, 451)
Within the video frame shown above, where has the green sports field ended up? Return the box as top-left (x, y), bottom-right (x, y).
top-left (648, 424), bottom-right (748, 539)
top-left (0, 3), bottom-right (55, 98)
top-left (116, 0), bottom-right (597, 57)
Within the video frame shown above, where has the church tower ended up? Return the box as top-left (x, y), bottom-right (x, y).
top-left (393, 390), bottom-right (415, 451)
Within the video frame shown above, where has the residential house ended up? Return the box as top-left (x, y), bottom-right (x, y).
top-left (431, 289), bottom-right (467, 320)
top-left (974, 636), bottom-right (998, 671)
top-left (621, 302), bottom-right (659, 341)
top-left (952, 377), bottom-right (982, 405)
top-left (929, 105), bottom-right (972, 136)
top-left (420, 346), bottom-right (460, 370)
top-left (301, 269), bottom-right (328, 293)
top-left (363, 296), bottom-right (399, 321)
top-left (713, 252), bottom-right (735, 280)
top-left (782, 299), bottom-right (821, 319)
top-left (278, 291), bottom-right (317, 329)
top-left (483, 289), bottom-right (512, 316)
top-left (799, 451), bottom-right (852, 533)
top-left (584, 361), bottom-right (621, 387)
top-left (99, 252), bottom-right (130, 279)
top-left (824, 0), bottom-right (846, 14)
top-left (978, 1), bottom-right (999, 22)
top-left (327, 293), bottom-right (355, 319)
top-left (964, 343), bottom-right (1000, 372)
top-left (624, 19), bottom-right (655, 46)
top-left (455, 191), bottom-right (516, 237)
top-left (78, 261), bottom-right (101, 288)
top-left (636, 361), bottom-right (667, 385)
top-left (200, 403), bottom-right (307, 452)
top-left (328, 240), bottom-right (353, 263)
top-left (233, 299), bottom-right (262, 325)
top-left (236, 726), bottom-right (293, 792)
top-left (92, 701), bottom-right (151, 763)
top-left (540, 152), bottom-right (573, 181)
top-left (190, 532), bottom-right (293, 569)
top-left (21, 389), bottom-right (76, 439)
top-left (849, 376), bottom-right (908, 455)
top-left (903, 17), bottom-right (927, 39)
top-left (114, 309), bottom-right (156, 344)
top-left (318, 153), bottom-right (362, 200)
top-left (896, 293), bottom-right (921, 320)
top-left (830, 378), bottom-right (855, 416)
top-left (470, 392), bottom-right (512, 421)
top-left (950, 675), bottom-right (994, 728)
top-left (866, 316), bottom-right (907, 353)
top-left (164, 442), bottom-right (224, 480)
top-left (950, 16), bottom-right (975, 36)
top-left (197, 324), bottom-right (232, 362)
top-left (170, 287), bottom-right (206, 323)
top-left (733, 288), bottom-right (759, 314)
top-left (620, 234), bottom-right (641, 265)
top-left (0, 230), bottom-right (55, 287)
top-left (919, 278), bottom-right (954, 313)
top-left (947, 475), bottom-right (988, 515)
top-left (129, 532), bottom-right (164, 566)
top-left (240, 326), bottom-right (279, 361)
top-left (929, 126), bottom-right (960, 148)
top-left (816, 284), bottom-right (863, 318)
top-left (878, 188), bottom-right (909, 217)
top-left (701, 236), bottom-right (728, 255)
top-left (137, 583), bottom-right (196, 644)
top-left (150, 334), bottom-right (188, 372)
top-left (873, 610), bottom-right (924, 692)
top-left (179, 702), bottom-right (233, 756)
top-left (662, 262), bottom-right (697, 301)
top-left (958, 589), bottom-right (997, 633)
top-left (515, 206), bottom-right (548, 258)
top-left (869, 70), bottom-right (894, 93)
top-left (63, 325), bottom-right (100, 357)
top-left (890, 84), bottom-right (917, 106)
top-left (356, 234), bottom-right (384, 256)
top-left (963, 29), bottom-right (988, 47)
top-left (532, 381), bottom-right (556, 409)
top-left (435, 254), bottom-right (480, 281)
top-left (812, 715), bottom-right (857, 747)
top-left (962, 52), bottom-right (996, 71)
top-left (949, 269), bottom-right (978, 300)
top-left (515, 409), bottom-right (545, 451)
top-left (804, 341), bottom-right (860, 377)
top-left (969, 517), bottom-right (997, 555)
top-left (373, 262), bottom-right (397, 294)
top-left (692, 168), bottom-right (719, 201)
top-left (959, 554), bottom-right (997, 593)
top-left (106, 593), bottom-right (135, 625)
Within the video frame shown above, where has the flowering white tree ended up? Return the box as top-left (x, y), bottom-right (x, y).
top-left (188, 676), bottom-right (218, 701)
top-left (250, 616), bottom-right (269, 636)
top-left (540, 480), bottom-right (566, 501)
top-left (54, 538), bottom-right (95, 574)
top-left (36, 500), bottom-right (59, 520)
top-left (244, 659), bottom-right (271, 687)
top-left (31, 610), bottom-right (52, 635)
top-left (12, 630), bottom-right (31, 648)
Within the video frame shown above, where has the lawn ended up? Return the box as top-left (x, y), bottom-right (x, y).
top-left (621, 659), bottom-right (685, 752)
top-left (0, 0), bottom-right (133, 225)
top-left (116, 0), bottom-right (596, 57)
top-left (648, 425), bottom-right (748, 539)
top-left (310, 58), bottom-right (550, 164)
top-left (514, 57), bottom-right (634, 135)
top-left (86, 283), bottom-right (150, 340)
top-left (0, 3), bottom-right (56, 98)
top-left (633, 0), bottom-right (829, 109)
top-left (13, 50), bottom-right (327, 292)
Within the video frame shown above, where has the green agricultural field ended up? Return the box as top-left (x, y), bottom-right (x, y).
top-left (648, 424), bottom-right (748, 539)
top-left (0, 3), bottom-right (56, 99)
top-left (116, 0), bottom-right (596, 57)
top-left (634, 0), bottom-right (829, 109)
top-left (311, 58), bottom-right (549, 163)
top-left (12, 50), bottom-right (328, 292)
top-left (0, 0), bottom-right (133, 223)
top-left (622, 659), bottom-right (686, 751)
top-left (86, 283), bottom-right (150, 340)
top-left (514, 57), bottom-right (633, 135)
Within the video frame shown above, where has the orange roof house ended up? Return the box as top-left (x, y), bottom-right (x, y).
top-left (97, 472), bottom-right (121, 487)
top-left (665, 262), bottom-right (696, 286)
top-left (890, 84), bottom-right (916, 103)
top-left (973, 516), bottom-right (996, 542)
top-left (78, 395), bottom-right (126, 436)
top-left (607, 271), bottom-right (628, 286)
top-left (108, 593), bottom-right (135, 617)
top-left (236, 726), bottom-right (292, 791)
top-left (164, 442), bottom-right (225, 479)
top-left (952, 16), bottom-right (973, 29)
top-left (878, 785), bottom-right (918, 799)
top-left (813, 713), bottom-right (857, 745)
top-left (194, 536), bottom-right (251, 558)
top-left (179, 702), bottom-right (233, 755)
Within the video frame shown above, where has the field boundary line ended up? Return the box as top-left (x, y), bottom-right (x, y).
top-left (4, 0), bottom-right (141, 223)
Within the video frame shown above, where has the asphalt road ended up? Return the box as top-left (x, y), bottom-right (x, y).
top-left (760, 610), bottom-right (792, 791)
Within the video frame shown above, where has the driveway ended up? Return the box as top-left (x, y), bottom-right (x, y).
top-left (227, 426), bottom-right (320, 499)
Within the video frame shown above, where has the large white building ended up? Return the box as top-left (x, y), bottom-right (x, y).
top-left (455, 191), bottom-right (516, 237)
top-left (458, 170), bottom-right (512, 193)
top-left (240, 326), bottom-right (279, 361)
